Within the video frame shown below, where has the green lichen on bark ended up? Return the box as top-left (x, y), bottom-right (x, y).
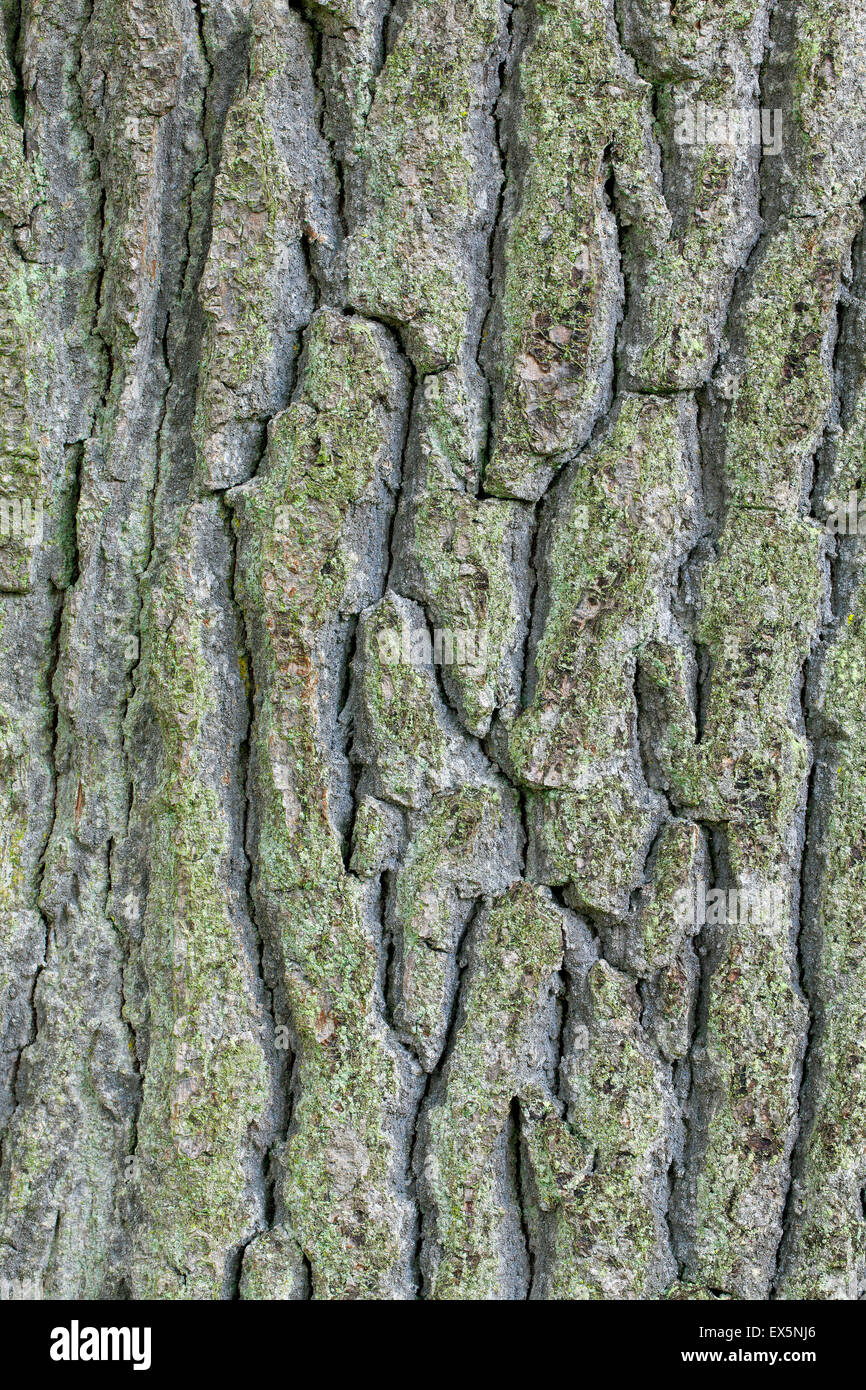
top-left (776, 585), bottom-right (866, 1298)
top-left (388, 784), bottom-right (520, 1067)
top-left (231, 307), bottom-right (420, 1298)
top-left (507, 393), bottom-right (700, 790)
top-left (4, 0), bottom-right (866, 1306)
top-left (482, 0), bottom-right (628, 499)
top-left (195, 0), bottom-right (338, 488)
top-left (776, 242), bottom-right (866, 1298)
top-left (532, 957), bottom-right (676, 1299)
top-left (121, 508), bottom-right (272, 1299)
top-left (392, 368), bottom-right (531, 737)
top-left (506, 392), bottom-right (698, 918)
top-left (347, 0), bottom-right (504, 373)
top-left (0, 49), bottom-right (41, 594)
top-left (416, 882), bottom-right (563, 1298)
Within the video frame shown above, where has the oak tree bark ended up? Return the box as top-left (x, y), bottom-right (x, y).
top-left (0, 0), bottom-right (865, 1300)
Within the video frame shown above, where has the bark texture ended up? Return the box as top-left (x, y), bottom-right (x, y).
top-left (0, 0), bottom-right (865, 1301)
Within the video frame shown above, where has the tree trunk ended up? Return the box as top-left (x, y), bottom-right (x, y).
top-left (0, 0), bottom-right (864, 1301)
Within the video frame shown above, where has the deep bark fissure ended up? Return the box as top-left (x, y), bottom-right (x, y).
top-left (115, 9), bottom-right (227, 1176)
top-left (2, 0), bottom-right (24, 128)
top-left (771, 204), bottom-right (866, 1292)
top-left (406, 891), bottom-right (487, 1297)
top-left (0, 1), bottom-right (109, 1170)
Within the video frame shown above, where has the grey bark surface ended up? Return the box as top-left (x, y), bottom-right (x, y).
top-left (0, 0), bottom-right (865, 1300)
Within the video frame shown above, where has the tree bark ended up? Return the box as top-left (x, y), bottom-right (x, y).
top-left (0, 0), bottom-right (865, 1300)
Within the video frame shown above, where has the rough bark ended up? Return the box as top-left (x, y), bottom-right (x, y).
top-left (0, 0), bottom-right (865, 1300)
